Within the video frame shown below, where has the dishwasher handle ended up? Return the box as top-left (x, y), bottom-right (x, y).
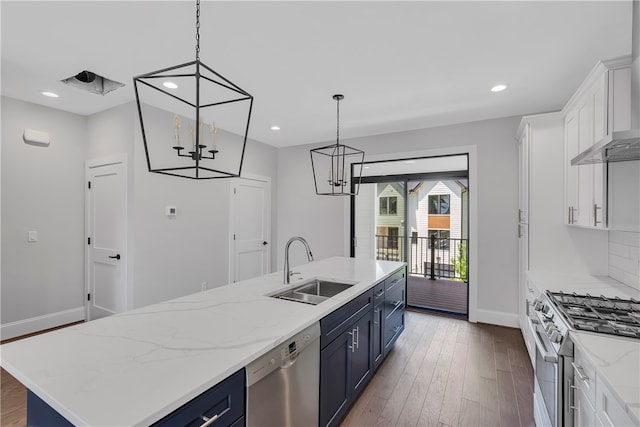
top-left (281, 354), bottom-right (299, 369)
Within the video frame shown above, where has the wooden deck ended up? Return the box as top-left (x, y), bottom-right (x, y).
top-left (406, 275), bottom-right (468, 315)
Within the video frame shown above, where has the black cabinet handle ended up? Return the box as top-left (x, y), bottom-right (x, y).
top-left (108, 254), bottom-right (121, 260)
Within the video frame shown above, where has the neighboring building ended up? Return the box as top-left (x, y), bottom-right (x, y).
top-left (375, 183), bottom-right (405, 252)
top-left (374, 179), bottom-right (467, 277)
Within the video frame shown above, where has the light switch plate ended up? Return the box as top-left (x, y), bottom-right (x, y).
top-left (28, 231), bottom-right (38, 242)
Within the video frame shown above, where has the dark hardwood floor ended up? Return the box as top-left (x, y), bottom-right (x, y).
top-left (0, 312), bottom-right (533, 427)
top-left (341, 310), bottom-right (534, 427)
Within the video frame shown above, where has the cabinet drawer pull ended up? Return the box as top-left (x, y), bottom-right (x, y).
top-left (375, 290), bottom-right (385, 298)
top-left (392, 326), bottom-right (401, 333)
top-left (568, 206), bottom-right (576, 224)
top-left (572, 362), bottom-right (589, 382)
top-left (568, 379), bottom-right (577, 411)
top-left (199, 413), bottom-right (220, 427)
top-left (373, 309), bottom-right (379, 325)
top-left (593, 204), bottom-right (602, 226)
top-left (347, 330), bottom-right (355, 352)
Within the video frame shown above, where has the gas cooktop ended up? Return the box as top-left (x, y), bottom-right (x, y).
top-left (546, 291), bottom-right (640, 339)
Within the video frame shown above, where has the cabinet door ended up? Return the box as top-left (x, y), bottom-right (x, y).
top-left (577, 100), bottom-right (594, 227)
top-left (372, 305), bottom-right (384, 371)
top-left (565, 113), bottom-right (579, 225)
top-left (592, 164), bottom-right (607, 227)
top-left (350, 312), bottom-right (373, 399)
top-left (320, 332), bottom-right (351, 427)
top-left (518, 124), bottom-right (530, 224)
top-left (573, 386), bottom-right (597, 427)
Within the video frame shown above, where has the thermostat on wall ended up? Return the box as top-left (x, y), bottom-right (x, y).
top-left (165, 206), bottom-right (177, 217)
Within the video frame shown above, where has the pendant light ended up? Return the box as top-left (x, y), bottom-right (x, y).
top-left (310, 94), bottom-right (365, 196)
top-left (133, 0), bottom-right (253, 179)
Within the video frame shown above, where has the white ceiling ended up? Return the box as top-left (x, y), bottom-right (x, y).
top-left (1, 1), bottom-right (633, 148)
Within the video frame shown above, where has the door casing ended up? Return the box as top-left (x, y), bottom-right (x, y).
top-left (85, 155), bottom-right (128, 320)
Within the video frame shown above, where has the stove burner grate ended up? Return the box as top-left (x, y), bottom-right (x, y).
top-left (546, 291), bottom-right (640, 339)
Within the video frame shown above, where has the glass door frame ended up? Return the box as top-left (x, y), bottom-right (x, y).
top-left (349, 154), bottom-right (469, 262)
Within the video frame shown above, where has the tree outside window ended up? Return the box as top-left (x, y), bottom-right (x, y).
top-left (379, 196), bottom-right (397, 215)
top-left (428, 194), bottom-right (450, 214)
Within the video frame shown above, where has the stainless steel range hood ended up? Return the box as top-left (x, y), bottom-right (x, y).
top-left (571, 129), bottom-right (640, 165)
top-left (572, 0), bottom-right (640, 165)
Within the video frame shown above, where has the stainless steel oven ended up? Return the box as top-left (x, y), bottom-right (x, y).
top-left (532, 320), bottom-right (573, 427)
top-left (532, 295), bottom-right (573, 427)
top-left (533, 290), bottom-right (640, 427)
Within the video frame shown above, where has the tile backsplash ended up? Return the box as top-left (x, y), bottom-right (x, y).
top-left (609, 231), bottom-right (640, 290)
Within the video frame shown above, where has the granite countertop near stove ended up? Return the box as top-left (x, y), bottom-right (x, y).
top-left (528, 270), bottom-right (640, 425)
top-left (0, 257), bottom-right (405, 426)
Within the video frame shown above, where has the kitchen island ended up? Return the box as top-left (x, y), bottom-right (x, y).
top-left (0, 257), bottom-right (405, 426)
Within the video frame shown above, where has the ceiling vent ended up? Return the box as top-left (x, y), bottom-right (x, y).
top-left (61, 70), bottom-right (124, 95)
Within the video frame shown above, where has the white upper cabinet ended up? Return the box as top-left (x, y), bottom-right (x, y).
top-left (518, 123), bottom-right (530, 225)
top-left (563, 56), bottom-right (632, 229)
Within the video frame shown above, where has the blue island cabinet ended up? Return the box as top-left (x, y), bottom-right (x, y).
top-left (152, 368), bottom-right (245, 427)
top-left (26, 368), bottom-right (245, 427)
top-left (319, 266), bottom-right (406, 427)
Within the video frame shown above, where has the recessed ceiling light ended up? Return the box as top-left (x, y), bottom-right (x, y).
top-left (163, 82), bottom-right (178, 89)
top-left (41, 91), bottom-right (59, 98)
top-left (403, 160), bottom-right (416, 164)
top-left (270, 126), bottom-right (281, 131)
top-left (491, 84), bottom-right (507, 92)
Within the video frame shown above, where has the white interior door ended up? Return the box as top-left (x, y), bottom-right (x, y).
top-left (86, 158), bottom-right (127, 320)
top-left (230, 178), bottom-right (271, 282)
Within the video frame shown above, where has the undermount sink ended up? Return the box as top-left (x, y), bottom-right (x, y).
top-left (270, 279), bottom-right (354, 305)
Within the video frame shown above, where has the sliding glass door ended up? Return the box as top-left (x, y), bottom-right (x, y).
top-left (351, 155), bottom-right (469, 316)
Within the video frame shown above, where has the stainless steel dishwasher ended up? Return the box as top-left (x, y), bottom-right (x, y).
top-left (246, 322), bottom-right (320, 427)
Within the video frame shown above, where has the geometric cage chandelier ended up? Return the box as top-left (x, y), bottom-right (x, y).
top-left (133, 0), bottom-right (253, 180)
top-left (310, 94), bottom-right (365, 196)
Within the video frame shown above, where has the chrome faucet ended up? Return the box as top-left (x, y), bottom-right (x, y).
top-left (284, 236), bottom-right (314, 284)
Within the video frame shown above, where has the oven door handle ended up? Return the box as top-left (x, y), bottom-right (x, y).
top-left (533, 326), bottom-right (558, 363)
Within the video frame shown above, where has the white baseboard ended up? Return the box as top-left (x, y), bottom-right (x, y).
top-left (475, 308), bottom-right (519, 328)
top-left (1, 307), bottom-right (85, 341)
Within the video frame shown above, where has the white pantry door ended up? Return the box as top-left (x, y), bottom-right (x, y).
top-left (86, 158), bottom-right (127, 320)
top-left (230, 177), bottom-right (271, 283)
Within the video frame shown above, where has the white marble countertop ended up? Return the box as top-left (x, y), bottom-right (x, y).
top-left (0, 257), bottom-right (404, 426)
top-left (527, 270), bottom-right (640, 300)
top-left (527, 270), bottom-right (640, 425)
top-left (570, 332), bottom-right (640, 425)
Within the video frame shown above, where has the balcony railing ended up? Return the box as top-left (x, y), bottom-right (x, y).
top-left (375, 234), bottom-right (468, 282)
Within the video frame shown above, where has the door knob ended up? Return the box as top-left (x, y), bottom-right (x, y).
top-left (263, 241), bottom-right (268, 246)
top-left (108, 254), bottom-right (121, 260)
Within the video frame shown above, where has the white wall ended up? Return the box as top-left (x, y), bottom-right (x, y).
top-left (276, 144), bottom-right (346, 270)
top-left (88, 102), bottom-right (279, 308)
top-left (2, 98), bottom-right (278, 337)
top-left (1, 96), bottom-right (87, 333)
top-left (609, 231), bottom-right (640, 289)
top-left (277, 116), bottom-right (522, 325)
